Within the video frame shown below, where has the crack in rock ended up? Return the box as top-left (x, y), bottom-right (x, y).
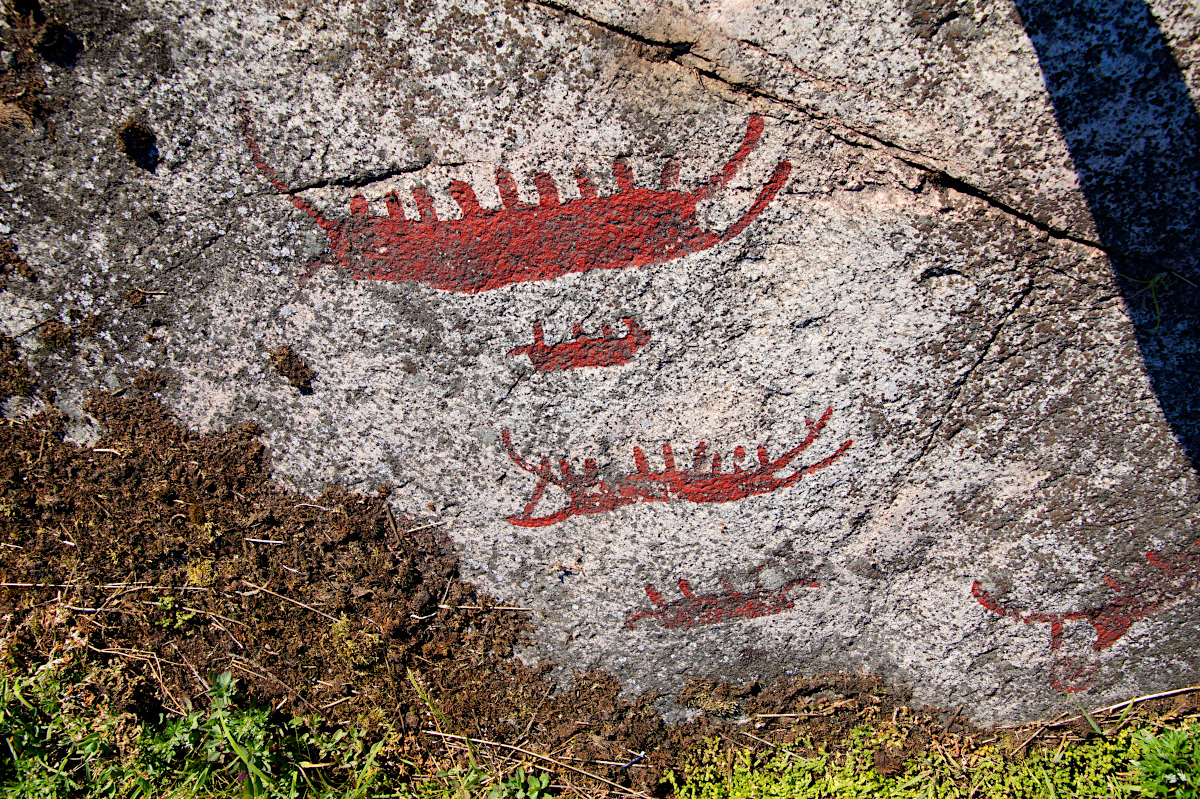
top-left (523, 0), bottom-right (1109, 257)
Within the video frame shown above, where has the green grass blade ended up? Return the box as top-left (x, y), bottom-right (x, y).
top-left (1070, 695), bottom-right (1106, 737)
top-left (219, 716), bottom-right (275, 787)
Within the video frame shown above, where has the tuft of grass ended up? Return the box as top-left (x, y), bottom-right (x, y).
top-left (408, 668), bottom-right (492, 799)
top-left (2, 652), bottom-right (1198, 798)
top-left (1122, 270), bottom-right (1199, 332)
top-left (1134, 725), bottom-right (1200, 798)
top-left (0, 660), bottom-right (395, 798)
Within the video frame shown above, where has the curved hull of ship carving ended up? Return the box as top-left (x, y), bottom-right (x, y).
top-left (243, 111), bottom-right (792, 292)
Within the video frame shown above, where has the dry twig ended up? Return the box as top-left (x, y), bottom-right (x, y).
top-left (241, 579), bottom-right (337, 622)
top-left (406, 520), bottom-right (446, 535)
top-left (424, 730), bottom-right (648, 797)
top-left (228, 656), bottom-right (317, 711)
top-left (733, 730), bottom-right (806, 762)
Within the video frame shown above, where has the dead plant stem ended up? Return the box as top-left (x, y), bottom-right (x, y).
top-left (423, 730), bottom-right (648, 797)
top-left (241, 579), bottom-right (337, 622)
top-left (228, 656), bottom-right (317, 711)
top-left (733, 730), bottom-right (806, 762)
top-left (170, 642), bottom-right (210, 692)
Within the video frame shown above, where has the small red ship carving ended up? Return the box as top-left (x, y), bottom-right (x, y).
top-left (625, 576), bottom-right (819, 629)
top-left (242, 112), bottom-right (791, 291)
top-left (508, 318), bottom-right (650, 371)
top-left (501, 407), bottom-right (852, 527)
top-left (972, 540), bottom-right (1200, 652)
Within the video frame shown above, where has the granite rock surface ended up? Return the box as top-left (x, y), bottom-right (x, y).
top-left (1, 0), bottom-right (1197, 723)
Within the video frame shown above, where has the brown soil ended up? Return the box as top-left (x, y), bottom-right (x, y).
top-left (0, 379), bottom-right (970, 793)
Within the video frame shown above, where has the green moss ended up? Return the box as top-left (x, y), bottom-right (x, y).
top-left (186, 557), bottom-right (216, 588)
top-left (331, 615), bottom-right (384, 668)
top-left (667, 725), bottom-right (1148, 799)
top-left (2, 653), bottom-right (1195, 798)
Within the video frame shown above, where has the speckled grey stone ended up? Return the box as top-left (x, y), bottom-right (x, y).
top-left (1, 0), bottom-right (1196, 725)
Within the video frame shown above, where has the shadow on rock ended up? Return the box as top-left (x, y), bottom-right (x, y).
top-left (1014, 0), bottom-right (1200, 465)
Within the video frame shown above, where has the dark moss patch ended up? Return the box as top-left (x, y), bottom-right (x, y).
top-left (270, 345), bottom-right (317, 394)
top-left (0, 334), bottom-right (34, 400)
top-left (0, 0), bottom-right (81, 140)
top-left (37, 319), bottom-right (72, 351)
top-left (905, 0), bottom-right (965, 38)
top-left (34, 20), bottom-right (82, 67)
top-left (7, 0), bottom-right (49, 27)
top-left (0, 238), bottom-right (37, 286)
top-left (0, 23), bottom-right (53, 132)
top-left (67, 307), bottom-right (104, 338)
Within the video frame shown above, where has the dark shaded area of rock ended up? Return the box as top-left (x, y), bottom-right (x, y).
top-left (34, 21), bottom-right (82, 67)
top-left (117, 120), bottom-right (159, 172)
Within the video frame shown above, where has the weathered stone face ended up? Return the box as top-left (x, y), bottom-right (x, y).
top-left (1, 0), bottom-right (1197, 724)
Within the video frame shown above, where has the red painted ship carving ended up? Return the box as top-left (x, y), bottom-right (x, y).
top-left (501, 407), bottom-right (852, 527)
top-left (972, 540), bottom-right (1200, 652)
top-left (508, 318), bottom-right (650, 371)
top-left (625, 576), bottom-right (819, 629)
top-left (243, 112), bottom-right (792, 291)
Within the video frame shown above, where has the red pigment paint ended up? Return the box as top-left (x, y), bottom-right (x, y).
top-left (502, 407), bottom-right (853, 527)
top-left (243, 112), bottom-right (792, 291)
top-left (972, 539), bottom-right (1200, 653)
top-left (625, 576), bottom-right (819, 629)
top-left (1048, 656), bottom-right (1100, 694)
top-left (508, 318), bottom-right (650, 371)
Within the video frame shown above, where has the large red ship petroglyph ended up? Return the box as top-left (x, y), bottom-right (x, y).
top-left (501, 407), bottom-right (853, 527)
top-left (242, 113), bottom-right (791, 291)
top-left (972, 540), bottom-right (1200, 652)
